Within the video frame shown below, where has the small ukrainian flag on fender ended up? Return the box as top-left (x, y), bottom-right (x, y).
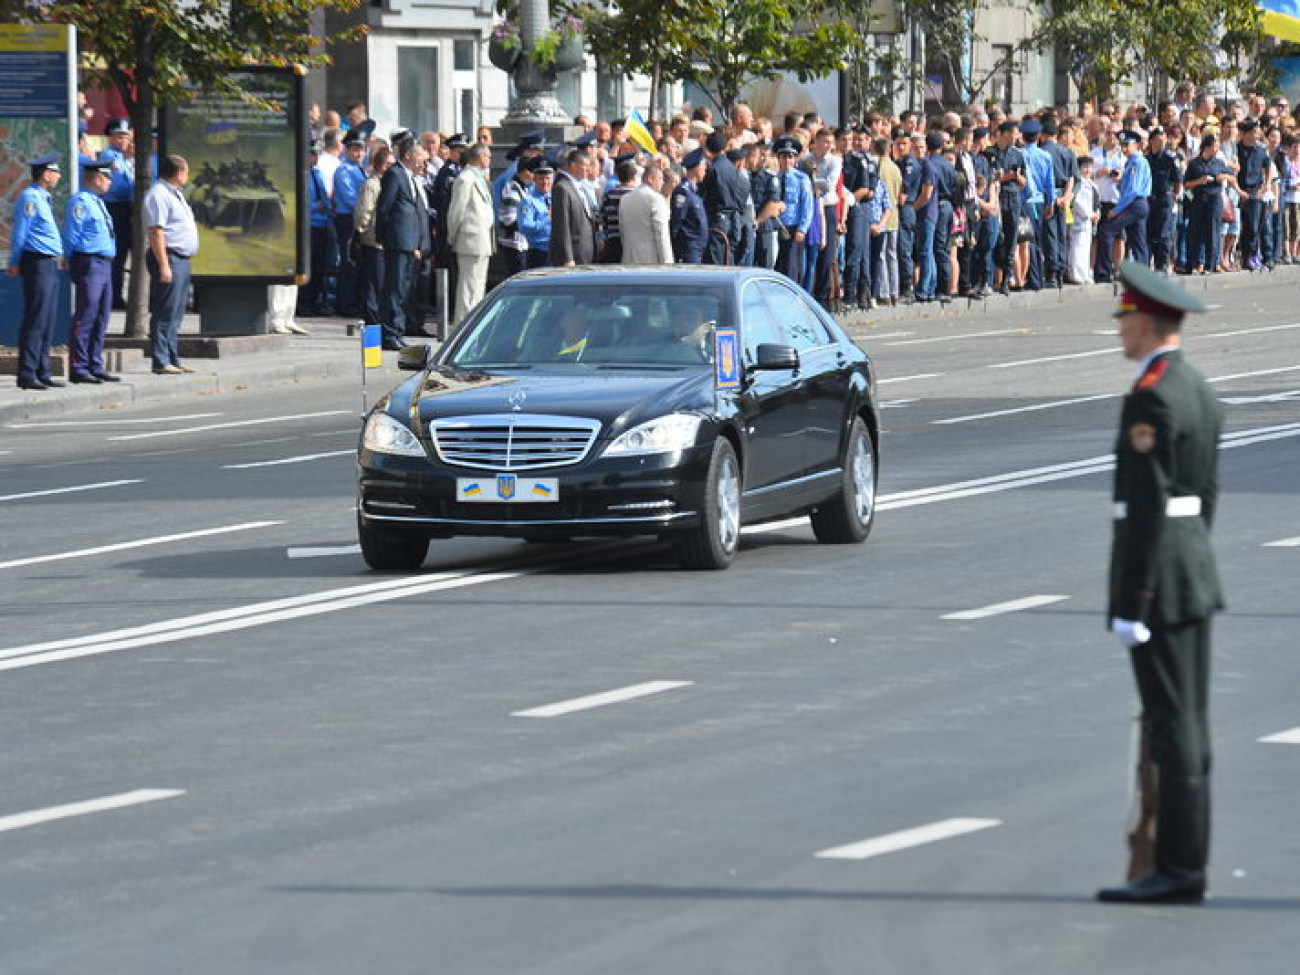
top-left (362, 325), bottom-right (383, 368)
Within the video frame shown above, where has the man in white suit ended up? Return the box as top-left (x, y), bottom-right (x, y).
top-left (619, 161), bottom-right (673, 265)
top-left (446, 144), bottom-right (496, 323)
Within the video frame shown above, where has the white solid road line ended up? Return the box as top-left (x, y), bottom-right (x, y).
top-left (943, 595), bottom-right (1070, 621)
top-left (880, 399), bottom-right (919, 409)
top-left (816, 817), bottom-right (1002, 860)
top-left (1222, 390), bottom-right (1300, 405)
top-left (107, 410), bottom-right (352, 442)
top-left (1263, 536), bottom-right (1300, 547)
top-left (287, 545), bottom-right (362, 559)
top-left (987, 347), bottom-right (1117, 369)
top-left (0, 521), bottom-right (284, 571)
top-left (1259, 728), bottom-right (1300, 744)
top-left (223, 450), bottom-right (354, 469)
top-left (878, 372), bottom-right (945, 385)
top-left (512, 680), bottom-right (693, 718)
top-left (0, 569), bottom-right (524, 672)
top-left (7, 413), bottom-right (221, 429)
top-left (0, 789), bottom-right (185, 834)
top-left (0, 479), bottom-right (142, 503)
top-left (1202, 321), bottom-right (1300, 339)
top-left (1208, 363), bottom-right (1300, 384)
top-left (884, 328), bottom-right (1018, 347)
top-left (933, 393), bottom-right (1115, 425)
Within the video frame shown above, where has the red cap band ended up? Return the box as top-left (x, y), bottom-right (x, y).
top-left (1117, 289), bottom-right (1184, 321)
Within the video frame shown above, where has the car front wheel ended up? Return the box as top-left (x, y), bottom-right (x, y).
top-left (674, 438), bottom-right (741, 570)
top-left (358, 513), bottom-right (429, 571)
top-left (810, 416), bottom-right (876, 544)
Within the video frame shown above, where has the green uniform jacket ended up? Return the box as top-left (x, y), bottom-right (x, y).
top-left (1108, 349), bottom-right (1226, 625)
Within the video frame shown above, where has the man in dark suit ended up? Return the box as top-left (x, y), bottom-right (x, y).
top-left (549, 147), bottom-right (598, 266)
top-left (375, 137), bottom-right (431, 350)
top-left (1097, 261), bottom-right (1225, 906)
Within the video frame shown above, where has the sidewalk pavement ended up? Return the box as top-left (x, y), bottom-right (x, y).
top-left (2, 265), bottom-right (1293, 424)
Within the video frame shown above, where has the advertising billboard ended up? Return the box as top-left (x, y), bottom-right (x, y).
top-left (0, 24), bottom-right (76, 346)
top-left (161, 67), bottom-right (304, 282)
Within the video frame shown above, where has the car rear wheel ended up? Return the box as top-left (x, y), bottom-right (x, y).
top-left (810, 416), bottom-right (876, 544)
top-left (674, 438), bottom-right (741, 570)
top-left (358, 514), bottom-right (429, 571)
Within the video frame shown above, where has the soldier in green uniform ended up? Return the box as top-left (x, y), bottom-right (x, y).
top-left (1097, 261), bottom-right (1225, 906)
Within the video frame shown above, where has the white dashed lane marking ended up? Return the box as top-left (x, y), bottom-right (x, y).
top-left (1259, 728), bottom-right (1300, 744)
top-left (512, 681), bottom-right (693, 718)
top-left (0, 479), bottom-right (142, 503)
top-left (1263, 536), bottom-right (1300, 548)
top-left (0, 789), bottom-right (185, 834)
top-left (0, 522), bottom-right (283, 571)
top-left (943, 595), bottom-right (1070, 621)
top-left (816, 818), bottom-right (1002, 860)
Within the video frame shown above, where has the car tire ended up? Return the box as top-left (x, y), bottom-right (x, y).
top-left (674, 438), bottom-right (741, 570)
top-left (358, 515), bottom-right (429, 571)
top-left (810, 416), bottom-right (876, 544)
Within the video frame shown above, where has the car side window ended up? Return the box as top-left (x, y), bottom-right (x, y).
top-left (757, 281), bottom-right (832, 351)
top-left (740, 282), bottom-right (783, 359)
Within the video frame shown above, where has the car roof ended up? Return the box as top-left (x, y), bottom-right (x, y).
top-left (499, 265), bottom-right (785, 288)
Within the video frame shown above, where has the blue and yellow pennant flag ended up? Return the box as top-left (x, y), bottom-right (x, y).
top-left (362, 325), bottom-right (383, 368)
top-left (625, 109), bottom-right (658, 155)
top-left (1261, 0), bottom-right (1300, 42)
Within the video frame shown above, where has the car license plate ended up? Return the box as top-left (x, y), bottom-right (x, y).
top-left (456, 475), bottom-right (559, 503)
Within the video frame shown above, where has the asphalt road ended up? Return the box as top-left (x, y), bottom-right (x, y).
top-left (2, 280), bottom-right (1298, 974)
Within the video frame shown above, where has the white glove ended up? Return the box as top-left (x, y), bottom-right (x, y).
top-left (1110, 618), bottom-right (1152, 648)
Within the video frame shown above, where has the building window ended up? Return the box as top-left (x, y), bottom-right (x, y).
top-left (596, 64), bottom-right (621, 123)
top-left (460, 88), bottom-right (476, 137)
top-left (398, 46), bottom-right (440, 133)
top-left (992, 44), bottom-right (1013, 112)
top-left (453, 39), bottom-right (475, 72)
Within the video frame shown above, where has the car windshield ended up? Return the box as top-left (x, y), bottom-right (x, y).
top-left (445, 284), bottom-right (730, 369)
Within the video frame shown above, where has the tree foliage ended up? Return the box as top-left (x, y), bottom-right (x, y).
top-left (574, 0), bottom-right (855, 115)
top-left (0, 0), bottom-right (363, 334)
top-left (1039, 0), bottom-right (1261, 106)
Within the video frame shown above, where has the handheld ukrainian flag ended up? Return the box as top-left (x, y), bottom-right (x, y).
top-left (1260, 0), bottom-right (1300, 42)
top-left (362, 325), bottom-right (383, 368)
top-left (626, 108), bottom-right (658, 155)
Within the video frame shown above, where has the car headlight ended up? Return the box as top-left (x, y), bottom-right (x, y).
top-left (603, 413), bottom-right (703, 457)
top-left (362, 411), bottom-right (425, 457)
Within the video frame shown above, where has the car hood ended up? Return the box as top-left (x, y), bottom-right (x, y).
top-left (409, 367), bottom-right (715, 437)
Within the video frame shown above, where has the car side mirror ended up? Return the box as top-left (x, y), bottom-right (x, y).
top-left (753, 343), bottom-right (799, 371)
top-left (397, 344), bottom-right (432, 371)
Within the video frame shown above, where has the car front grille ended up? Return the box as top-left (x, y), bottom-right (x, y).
top-left (428, 413), bottom-right (602, 471)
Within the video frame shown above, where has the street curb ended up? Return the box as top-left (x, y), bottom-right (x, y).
top-left (0, 353), bottom-right (363, 424)
top-left (4, 264), bottom-right (1295, 423)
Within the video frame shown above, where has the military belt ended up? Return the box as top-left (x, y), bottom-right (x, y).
top-left (1112, 496), bottom-right (1202, 520)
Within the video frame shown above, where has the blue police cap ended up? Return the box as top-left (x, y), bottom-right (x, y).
top-left (772, 135), bottom-right (801, 156)
top-left (343, 132), bottom-right (366, 148)
top-left (351, 119), bottom-right (377, 141)
top-left (682, 147), bottom-right (707, 169)
top-left (105, 117), bottom-right (131, 136)
top-left (1118, 129), bottom-right (1144, 145)
top-left (27, 152), bottom-right (60, 174)
top-left (506, 129), bottom-right (546, 160)
top-left (445, 132), bottom-right (471, 149)
top-left (1019, 118), bottom-right (1041, 138)
top-left (83, 156), bottom-right (114, 178)
top-left (571, 130), bottom-right (598, 149)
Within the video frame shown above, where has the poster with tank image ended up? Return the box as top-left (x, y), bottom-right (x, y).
top-left (161, 67), bottom-right (303, 280)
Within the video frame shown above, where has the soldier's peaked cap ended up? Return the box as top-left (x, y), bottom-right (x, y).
top-left (1115, 261), bottom-right (1207, 320)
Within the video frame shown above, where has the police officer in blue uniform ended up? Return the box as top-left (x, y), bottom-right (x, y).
top-left (1145, 127), bottom-right (1182, 274)
top-left (701, 130), bottom-right (749, 264)
top-left (7, 153), bottom-right (65, 390)
top-left (671, 147), bottom-right (710, 264)
top-left (101, 117), bottom-right (135, 309)
top-left (773, 135), bottom-right (814, 283)
top-left (1097, 131), bottom-right (1153, 281)
top-left (64, 157), bottom-right (120, 384)
top-left (842, 127), bottom-right (880, 308)
top-left (332, 134), bottom-right (369, 316)
top-left (751, 141), bottom-right (782, 269)
top-left (893, 131), bottom-right (921, 300)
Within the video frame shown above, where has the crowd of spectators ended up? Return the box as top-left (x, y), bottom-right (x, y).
top-left (257, 84), bottom-right (1300, 345)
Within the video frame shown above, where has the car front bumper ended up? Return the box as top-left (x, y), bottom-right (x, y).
top-left (357, 443), bottom-right (713, 539)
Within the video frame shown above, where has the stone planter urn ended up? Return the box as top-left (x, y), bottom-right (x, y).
top-left (550, 36), bottom-right (585, 72)
top-left (488, 36), bottom-right (520, 72)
